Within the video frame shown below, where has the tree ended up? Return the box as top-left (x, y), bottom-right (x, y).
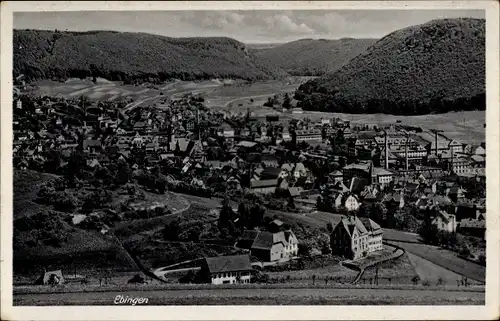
top-left (282, 93), bottom-right (292, 109)
top-left (237, 202), bottom-right (250, 229)
top-left (163, 218), bottom-right (181, 241)
top-left (418, 211), bottom-right (439, 245)
top-left (411, 275), bottom-right (421, 285)
top-left (155, 178), bottom-right (167, 194)
top-left (358, 203), bottom-right (370, 218)
top-left (298, 242), bottom-right (311, 257)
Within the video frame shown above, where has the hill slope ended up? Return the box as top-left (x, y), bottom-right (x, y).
top-left (295, 18), bottom-right (485, 115)
top-left (14, 30), bottom-right (288, 83)
top-left (252, 38), bottom-right (377, 76)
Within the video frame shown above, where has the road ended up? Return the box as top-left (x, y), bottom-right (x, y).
top-left (13, 287), bottom-right (484, 305)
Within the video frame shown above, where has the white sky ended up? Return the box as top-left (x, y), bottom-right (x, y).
top-left (14, 10), bottom-right (485, 43)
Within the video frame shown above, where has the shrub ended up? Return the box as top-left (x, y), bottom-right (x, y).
top-left (478, 254), bottom-right (486, 266)
top-left (422, 279), bottom-right (431, 286)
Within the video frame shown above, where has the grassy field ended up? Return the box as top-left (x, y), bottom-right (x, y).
top-left (362, 252), bottom-right (420, 285)
top-left (405, 252), bottom-right (477, 285)
top-left (387, 241), bottom-right (485, 283)
top-left (13, 287), bottom-right (485, 305)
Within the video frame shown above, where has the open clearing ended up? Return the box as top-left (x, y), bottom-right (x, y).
top-left (13, 286), bottom-right (484, 305)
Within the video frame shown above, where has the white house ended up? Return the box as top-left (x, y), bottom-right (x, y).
top-left (202, 255), bottom-right (252, 285)
top-left (432, 211), bottom-right (457, 233)
top-left (343, 194), bottom-right (361, 212)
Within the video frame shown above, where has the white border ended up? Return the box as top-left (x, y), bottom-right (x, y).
top-left (1, 1), bottom-right (499, 320)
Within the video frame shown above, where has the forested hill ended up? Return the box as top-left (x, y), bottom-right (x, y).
top-left (13, 29), bottom-right (289, 83)
top-left (295, 18), bottom-right (486, 115)
top-left (252, 38), bottom-right (377, 76)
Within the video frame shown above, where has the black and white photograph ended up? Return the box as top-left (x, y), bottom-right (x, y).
top-left (1, 1), bottom-right (499, 319)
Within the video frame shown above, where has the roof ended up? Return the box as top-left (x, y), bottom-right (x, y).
top-left (83, 139), bottom-right (101, 149)
top-left (358, 217), bottom-right (382, 234)
top-left (459, 218), bottom-right (486, 229)
top-left (284, 230), bottom-right (298, 244)
top-left (382, 192), bottom-right (404, 203)
top-left (330, 170), bottom-right (343, 177)
top-left (236, 141), bottom-right (257, 148)
top-left (373, 167), bottom-right (394, 176)
top-left (261, 167), bottom-right (281, 179)
top-left (251, 231), bottom-right (287, 250)
top-left (204, 254), bottom-right (252, 274)
top-left (250, 179), bottom-right (278, 189)
top-left (36, 270), bottom-right (64, 285)
top-left (349, 177), bottom-right (369, 194)
top-left (343, 163), bottom-right (370, 172)
top-left (271, 219), bottom-right (284, 227)
top-left (334, 216), bottom-right (369, 237)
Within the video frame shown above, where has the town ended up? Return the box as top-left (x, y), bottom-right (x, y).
top-left (13, 84), bottom-right (486, 288)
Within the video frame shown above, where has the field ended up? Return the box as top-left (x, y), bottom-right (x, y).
top-left (13, 286), bottom-right (485, 305)
top-left (383, 229), bottom-right (486, 283)
top-left (405, 252), bottom-right (476, 285)
top-left (387, 241), bottom-right (485, 283)
top-left (13, 170), bottom-right (59, 219)
top-left (292, 111), bottom-right (485, 145)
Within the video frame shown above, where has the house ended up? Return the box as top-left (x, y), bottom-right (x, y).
top-left (83, 139), bottom-right (102, 153)
top-left (35, 270), bottom-right (65, 285)
top-left (249, 179), bottom-right (277, 194)
top-left (329, 170), bottom-right (343, 183)
top-left (474, 145), bottom-right (486, 156)
top-left (382, 192), bottom-right (405, 209)
top-left (457, 218), bottom-right (486, 239)
top-left (236, 230), bottom-right (299, 262)
top-left (343, 193), bottom-right (361, 212)
top-left (200, 255), bottom-right (252, 285)
top-left (295, 128), bottom-right (322, 142)
top-left (284, 230), bottom-right (299, 258)
top-left (279, 162), bottom-right (307, 179)
top-left (432, 211), bottom-right (457, 233)
top-left (329, 216), bottom-right (383, 260)
top-left (268, 219), bottom-right (285, 233)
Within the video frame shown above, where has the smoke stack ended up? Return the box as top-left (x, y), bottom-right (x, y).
top-left (384, 132), bottom-right (389, 170)
top-left (405, 135), bottom-right (409, 170)
top-left (434, 131), bottom-right (438, 156)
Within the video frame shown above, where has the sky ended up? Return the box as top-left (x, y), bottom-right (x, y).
top-left (14, 10), bottom-right (485, 43)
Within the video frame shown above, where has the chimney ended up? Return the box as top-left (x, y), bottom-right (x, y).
top-left (384, 131), bottom-right (389, 170)
top-left (434, 130), bottom-right (438, 156)
top-left (405, 135), bottom-right (409, 170)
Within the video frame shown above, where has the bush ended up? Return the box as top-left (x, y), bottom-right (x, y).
top-left (422, 279), bottom-right (431, 286)
top-left (478, 254), bottom-right (486, 266)
top-left (459, 246), bottom-right (471, 257)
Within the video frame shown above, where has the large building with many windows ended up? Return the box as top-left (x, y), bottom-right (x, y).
top-left (329, 216), bottom-right (383, 260)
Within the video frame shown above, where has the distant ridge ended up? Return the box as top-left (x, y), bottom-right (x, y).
top-left (13, 29), bottom-right (288, 83)
top-left (252, 38), bottom-right (377, 76)
top-left (295, 18), bottom-right (485, 115)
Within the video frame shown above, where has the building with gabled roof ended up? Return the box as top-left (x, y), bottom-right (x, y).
top-left (236, 230), bottom-right (299, 262)
top-left (329, 216), bottom-right (383, 260)
top-left (200, 254), bottom-right (252, 285)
